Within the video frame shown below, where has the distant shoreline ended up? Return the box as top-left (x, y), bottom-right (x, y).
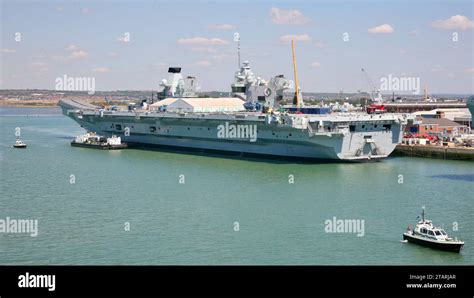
top-left (0, 104), bottom-right (59, 108)
top-left (0, 99), bottom-right (60, 108)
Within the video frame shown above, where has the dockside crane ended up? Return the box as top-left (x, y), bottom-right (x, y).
top-left (361, 68), bottom-right (385, 114)
top-left (292, 40), bottom-right (302, 111)
top-left (361, 68), bottom-right (383, 103)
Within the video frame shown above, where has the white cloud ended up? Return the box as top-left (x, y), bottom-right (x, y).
top-left (270, 7), bottom-right (310, 25)
top-left (311, 61), bottom-right (321, 68)
top-left (69, 50), bottom-right (88, 59)
top-left (465, 68), bottom-right (474, 73)
top-left (177, 37), bottom-right (229, 45)
top-left (66, 45), bottom-right (78, 51)
top-left (208, 24), bottom-right (237, 31)
top-left (194, 60), bottom-right (212, 67)
top-left (368, 24), bottom-right (394, 34)
top-left (92, 67), bottom-right (110, 73)
top-left (400, 49), bottom-right (407, 54)
top-left (107, 51), bottom-right (118, 57)
top-left (280, 34), bottom-right (311, 43)
top-left (56, 6), bottom-right (63, 12)
top-left (431, 15), bottom-right (474, 30)
top-left (64, 45), bottom-right (88, 60)
top-left (1, 48), bottom-right (16, 54)
top-left (81, 8), bottom-right (89, 14)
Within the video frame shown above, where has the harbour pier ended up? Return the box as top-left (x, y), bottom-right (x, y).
top-left (394, 144), bottom-right (474, 161)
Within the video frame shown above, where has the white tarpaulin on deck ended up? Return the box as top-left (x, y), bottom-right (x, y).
top-left (150, 97), bottom-right (245, 113)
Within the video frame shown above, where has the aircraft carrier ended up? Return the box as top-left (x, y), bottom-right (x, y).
top-left (59, 43), bottom-right (415, 161)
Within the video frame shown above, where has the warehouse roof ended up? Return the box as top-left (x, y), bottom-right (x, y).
top-left (149, 98), bottom-right (179, 107)
top-left (420, 117), bottom-right (465, 127)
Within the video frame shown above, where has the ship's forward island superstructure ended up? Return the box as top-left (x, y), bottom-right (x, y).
top-left (60, 42), bottom-right (414, 161)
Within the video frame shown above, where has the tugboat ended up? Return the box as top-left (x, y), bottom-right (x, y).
top-left (71, 132), bottom-right (127, 150)
top-left (403, 207), bottom-right (464, 252)
top-left (13, 138), bottom-right (27, 149)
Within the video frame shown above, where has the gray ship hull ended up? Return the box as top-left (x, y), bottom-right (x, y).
top-left (59, 99), bottom-right (412, 161)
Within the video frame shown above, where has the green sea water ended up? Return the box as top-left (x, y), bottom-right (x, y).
top-left (0, 107), bottom-right (472, 265)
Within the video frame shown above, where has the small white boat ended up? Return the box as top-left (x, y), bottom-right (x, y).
top-left (403, 207), bottom-right (464, 252)
top-left (71, 132), bottom-right (127, 150)
top-left (13, 138), bottom-right (27, 149)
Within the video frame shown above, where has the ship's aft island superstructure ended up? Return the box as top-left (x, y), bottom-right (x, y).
top-left (60, 42), bottom-right (414, 161)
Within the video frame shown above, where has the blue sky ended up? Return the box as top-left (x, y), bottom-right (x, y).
top-left (1, 0), bottom-right (473, 93)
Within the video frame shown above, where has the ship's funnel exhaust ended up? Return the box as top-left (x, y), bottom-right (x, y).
top-left (168, 67), bottom-right (181, 73)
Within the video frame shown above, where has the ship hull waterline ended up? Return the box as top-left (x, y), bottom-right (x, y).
top-left (59, 100), bottom-right (409, 162)
top-left (403, 233), bottom-right (464, 253)
top-left (70, 141), bottom-right (128, 150)
top-left (72, 117), bottom-right (395, 162)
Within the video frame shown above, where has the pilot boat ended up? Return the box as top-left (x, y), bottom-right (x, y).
top-left (403, 208), bottom-right (464, 252)
top-left (13, 138), bottom-right (27, 149)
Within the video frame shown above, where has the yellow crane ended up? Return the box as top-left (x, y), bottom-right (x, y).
top-left (291, 40), bottom-right (301, 110)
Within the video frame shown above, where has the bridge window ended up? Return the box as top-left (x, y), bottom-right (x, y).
top-left (115, 124), bottom-right (122, 130)
top-left (349, 125), bottom-right (356, 132)
top-left (383, 124), bottom-right (391, 131)
top-left (231, 86), bottom-right (246, 93)
top-left (150, 126), bottom-right (156, 133)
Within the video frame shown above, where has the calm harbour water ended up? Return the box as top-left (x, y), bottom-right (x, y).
top-left (0, 107), bottom-right (472, 265)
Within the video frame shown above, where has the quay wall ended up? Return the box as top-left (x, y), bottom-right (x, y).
top-left (394, 144), bottom-right (474, 161)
